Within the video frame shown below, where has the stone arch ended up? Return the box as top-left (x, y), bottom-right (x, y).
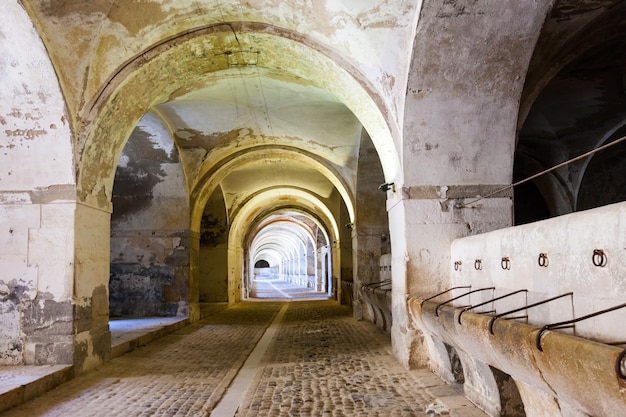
top-left (228, 189), bottom-right (340, 303)
top-left (109, 112), bottom-right (190, 318)
top-left (457, 351), bottom-right (526, 417)
top-left (190, 146), bottom-right (355, 233)
top-left (513, 152), bottom-right (571, 224)
top-left (518, 1), bottom-right (626, 132)
top-left (423, 334), bottom-right (456, 384)
top-left (517, 2), bottom-right (626, 221)
top-left (0, 2), bottom-right (78, 367)
top-left (577, 124), bottom-right (626, 211)
top-left (247, 216), bottom-right (321, 294)
top-left (77, 22), bottom-right (400, 211)
top-left (69, 19), bottom-right (399, 336)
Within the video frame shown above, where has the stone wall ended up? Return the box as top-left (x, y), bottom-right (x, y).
top-left (109, 115), bottom-right (190, 318)
top-left (450, 202), bottom-right (626, 343)
top-left (409, 202), bottom-right (626, 416)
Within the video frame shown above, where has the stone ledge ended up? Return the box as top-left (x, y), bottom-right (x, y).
top-left (0, 365), bottom-right (73, 413)
top-left (110, 318), bottom-right (189, 358)
top-left (410, 297), bottom-right (626, 417)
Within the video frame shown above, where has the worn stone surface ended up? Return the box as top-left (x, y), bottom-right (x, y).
top-left (411, 298), bottom-right (626, 417)
top-left (0, 302), bottom-right (281, 416)
top-left (0, 302), bottom-right (485, 417)
top-left (238, 302), bottom-right (476, 417)
top-left (3, 2), bottom-right (626, 415)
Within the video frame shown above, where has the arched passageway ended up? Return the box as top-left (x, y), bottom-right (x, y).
top-left (4, 2), bottom-right (626, 416)
top-left (515, 7), bottom-right (626, 222)
top-left (245, 211), bottom-right (332, 300)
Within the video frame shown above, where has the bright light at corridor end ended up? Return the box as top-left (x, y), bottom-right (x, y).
top-left (246, 211), bottom-right (333, 300)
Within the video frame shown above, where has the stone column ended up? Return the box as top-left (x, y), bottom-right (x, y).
top-left (2, 196), bottom-right (77, 367)
top-left (388, 189), bottom-right (511, 368)
top-left (393, 0), bottom-right (551, 368)
top-left (73, 202), bottom-right (112, 373)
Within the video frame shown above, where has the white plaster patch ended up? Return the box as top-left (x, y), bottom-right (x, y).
top-left (118, 154), bottom-right (130, 168)
top-left (137, 111), bottom-right (175, 156)
top-left (0, 3), bottom-right (74, 190)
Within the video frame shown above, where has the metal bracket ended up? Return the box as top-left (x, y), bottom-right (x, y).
top-left (435, 287), bottom-right (495, 317)
top-left (457, 289), bottom-right (528, 325)
top-left (535, 302), bottom-right (626, 351)
top-left (488, 292), bottom-right (573, 335)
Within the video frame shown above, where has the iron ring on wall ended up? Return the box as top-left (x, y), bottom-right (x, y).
top-left (592, 249), bottom-right (607, 267)
top-left (474, 259), bottom-right (482, 270)
top-left (538, 253), bottom-right (549, 267)
top-left (501, 257), bottom-right (511, 270)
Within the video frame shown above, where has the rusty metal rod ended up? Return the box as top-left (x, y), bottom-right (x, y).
top-left (456, 134), bottom-right (626, 209)
top-left (417, 286), bottom-right (472, 305)
top-left (488, 292), bottom-right (573, 335)
top-left (362, 280), bottom-right (392, 290)
top-left (535, 302), bottom-right (626, 351)
top-left (616, 348), bottom-right (626, 380)
top-left (457, 289), bottom-right (528, 325)
top-left (435, 287), bottom-right (495, 317)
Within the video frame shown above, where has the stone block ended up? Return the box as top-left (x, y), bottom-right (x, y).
top-left (28, 227), bottom-right (73, 300)
top-left (32, 341), bottom-right (73, 365)
top-left (21, 299), bottom-right (73, 336)
top-left (39, 202), bottom-right (75, 228)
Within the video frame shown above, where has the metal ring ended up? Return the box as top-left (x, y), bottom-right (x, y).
top-left (488, 316), bottom-right (498, 334)
top-left (501, 257), bottom-right (511, 270)
top-left (538, 253), bottom-right (549, 268)
top-left (474, 259), bottom-right (482, 270)
top-left (616, 348), bottom-right (626, 380)
top-left (592, 249), bottom-right (607, 267)
top-left (454, 261), bottom-right (462, 271)
top-left (535, 326), bottom-right (549, 351)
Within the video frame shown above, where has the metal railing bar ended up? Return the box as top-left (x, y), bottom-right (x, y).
top-left (414, 286), bottom-right (472, 305)
top-left (435, 287), bottom-right (495, 317)
top-left (457, 289), bottom-right (528, 325)
top-left (488, 292), bottom-right (573, 335)
top-left (362, 280), bottom-right (392, 290)
top-left (535, 302), bottom-right (626, 351)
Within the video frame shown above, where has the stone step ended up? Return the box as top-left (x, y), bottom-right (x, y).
top-left (0, 365), bottom-right (73, 413)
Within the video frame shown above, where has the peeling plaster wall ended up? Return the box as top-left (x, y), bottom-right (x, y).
top-left (22, 0), bottom-right (421, 146)
top-left (391, 0), bottom-right (554, 368)
top-left (0, 3), bottom-right (74, 191)
top-left (110, 115), bottom-right (191, 318)
top-left (0, 3), bottom-right (76, 365)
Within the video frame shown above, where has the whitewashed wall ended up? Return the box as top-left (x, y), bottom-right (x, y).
top-left (451, 202), bottom-right (626, 344)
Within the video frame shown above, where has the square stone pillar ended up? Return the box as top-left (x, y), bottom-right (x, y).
top-left (388, 187), bottom-right (511, 368)
top-left (73, 202), bottom-right (112, 373)
top-left (1, 199), bottom-right (77, 366)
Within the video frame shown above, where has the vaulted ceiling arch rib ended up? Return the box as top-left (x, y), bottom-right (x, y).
top-left (74, 22), bottom-right (400, 209)
top-left (230, 189), bottom-right (339, 250)
top-left (251, 225), bottom-right (312, 269)
top-left (248, 211), bottom-right (329, 255)
top-left (252, 224), bottom-right (311, 257)
top-left (189, 148), bottom-right (355, 233)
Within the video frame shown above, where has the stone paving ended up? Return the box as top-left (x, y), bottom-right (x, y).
top-left (0, 301), bottom-right (485, 417)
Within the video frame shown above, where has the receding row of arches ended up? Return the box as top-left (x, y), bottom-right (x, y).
top-left (3, 4), bottom-right (626, 415)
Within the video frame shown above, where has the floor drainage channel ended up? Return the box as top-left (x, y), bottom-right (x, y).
top-left (210, 303), bottom-right (289, 417)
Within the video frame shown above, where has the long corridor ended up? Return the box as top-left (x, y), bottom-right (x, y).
top-left (0, 301), bottom-right (484, 417)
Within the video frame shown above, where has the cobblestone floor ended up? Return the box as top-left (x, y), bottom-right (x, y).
top-left (0, 301), bottom-right (484, 417)
top-left (237, 302), bottom-right (478, 417)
